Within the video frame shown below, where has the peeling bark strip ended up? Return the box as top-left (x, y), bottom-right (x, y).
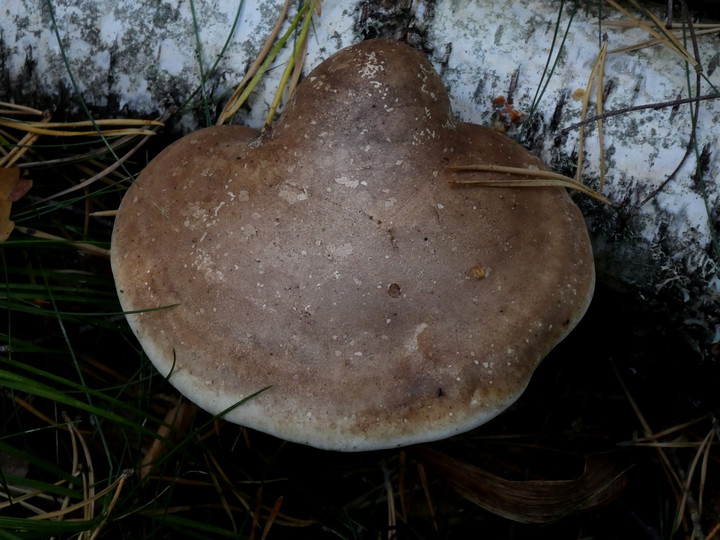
top-left (1, 0), bottom-right (718, 353)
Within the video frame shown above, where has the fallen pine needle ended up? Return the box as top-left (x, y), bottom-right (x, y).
top-left (447, 164), bottom-right (616, 206)
top-left (14, 225), bottom-right (110, 257)
top-left (0, 117), bottom-right (163, 138)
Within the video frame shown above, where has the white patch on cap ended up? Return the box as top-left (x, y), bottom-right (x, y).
top-left (334, 176), bottom-right (359, 189)
top-left (405, 323), bottom-right (428, 353)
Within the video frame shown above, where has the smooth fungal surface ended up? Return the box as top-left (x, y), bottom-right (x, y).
top-left (111, 40), bottom-right (595, 451)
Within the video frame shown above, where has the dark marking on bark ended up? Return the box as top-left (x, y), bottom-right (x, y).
top-left (356, 0), bottom-right (438, 53)
top-left (549, 88), bottom-right (568, 133)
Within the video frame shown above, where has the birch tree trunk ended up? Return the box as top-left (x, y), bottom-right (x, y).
top-left (2, 0), bottom-right (718, 354)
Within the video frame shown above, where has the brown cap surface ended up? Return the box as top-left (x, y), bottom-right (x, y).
top-left (111, 39), bottom-right (594, 451)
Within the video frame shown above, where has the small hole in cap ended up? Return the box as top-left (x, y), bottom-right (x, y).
top-left (387, 283), bottom-right (401, 298)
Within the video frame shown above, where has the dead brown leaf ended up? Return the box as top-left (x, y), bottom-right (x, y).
top-left (414, 446), bottom-right (630, 523)
top-left (0, 167), bottom-right (32, 241)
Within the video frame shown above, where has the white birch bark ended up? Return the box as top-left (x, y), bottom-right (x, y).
top-left (2, 0), bottom-right (718, 353)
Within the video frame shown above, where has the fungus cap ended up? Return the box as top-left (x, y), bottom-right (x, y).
top-left (111, 39), bottom-right (594, 451)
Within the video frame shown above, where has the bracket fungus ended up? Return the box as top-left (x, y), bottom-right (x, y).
top-left (111, 39), bottom-right (595, 451)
